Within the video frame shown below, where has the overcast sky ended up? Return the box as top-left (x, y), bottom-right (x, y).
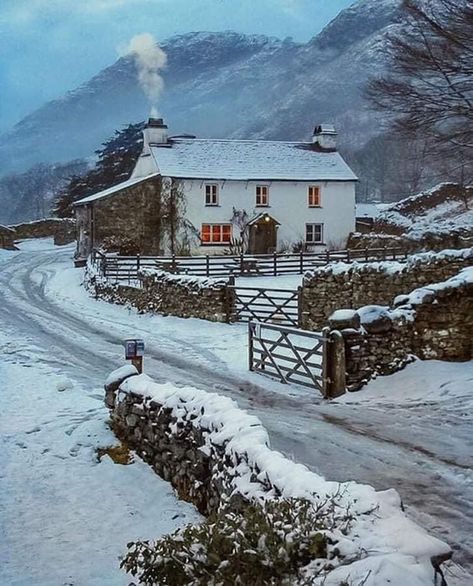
top-left (0, 0), bottom-right (354, 134)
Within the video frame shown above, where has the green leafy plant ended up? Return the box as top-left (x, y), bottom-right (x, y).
top-left (121, 497), bottom-right (348, 585)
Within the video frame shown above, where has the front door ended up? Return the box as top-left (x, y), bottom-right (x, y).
top-left (248, 217), bottom-right (278, 254)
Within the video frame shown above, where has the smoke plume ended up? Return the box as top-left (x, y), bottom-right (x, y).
top-left (125, 33), bottom-right (167, 116)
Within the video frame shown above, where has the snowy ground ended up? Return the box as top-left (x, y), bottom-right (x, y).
top-left (1, 239), bottom-right (473, 584)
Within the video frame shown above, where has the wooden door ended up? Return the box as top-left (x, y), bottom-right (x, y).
top-left (249, 218), bottom-right (277, 254)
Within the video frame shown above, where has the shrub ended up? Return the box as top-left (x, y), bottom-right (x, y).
top-left (121, 497), bottom-right (347, 585)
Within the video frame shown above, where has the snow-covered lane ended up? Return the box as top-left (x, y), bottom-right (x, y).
top-left (0, 247), bottom-right (201, 585)
top-left (1, 242), bottom-right (473, 584)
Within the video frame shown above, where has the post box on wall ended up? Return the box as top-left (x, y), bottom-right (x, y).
top-left (125, 339), bottom-right (145, 372)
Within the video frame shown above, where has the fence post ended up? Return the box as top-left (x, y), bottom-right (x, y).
top-left (225, 275), bottom-right (236, 323)
top-left (240, 253), bottom-right (244, 275)
top-left (206, 255), bottom-right (210, 278)
top-left (299, 249), bottom-right (304, 274)
top-left (273, 252), bottom-right (277, 276)
top-left (297, 286), bottom-right (303, 328)
top-left (365, 247), bottom-right (369, 262)
top-left (103, 256), bottom-right (107, 278)
top-left (383, 246), bottom-right (387, 261)
top-left (347, 249), bottom-right (351, 263)
top-left (136, 254), bottom-right (141, 276)
top-left (172, 254), bottom-right (176, 273)
top-left (248, 322), bottom-right (254, 371)
top-left (326, 329), bottom-right (346, 399)
top-left (325, 249), bottom-right (330, 264)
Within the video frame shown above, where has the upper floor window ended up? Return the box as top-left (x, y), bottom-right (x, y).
top-left (205, 184), bottom-right (219, 206)
top-left (306, 223), bottom-right (324, 244)
top-left (256, 185), bottom-right (269, 207)
top-left (201, 223), bottom-right (231, 245)
top-left (308, 186), bottom-right (321, 207)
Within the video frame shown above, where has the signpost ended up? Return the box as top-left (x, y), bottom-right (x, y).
top-left (125, 338), bottom-right (145, 373)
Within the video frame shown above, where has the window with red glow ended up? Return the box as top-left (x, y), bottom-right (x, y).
top-left (201, 224), bottom-right (232, 244)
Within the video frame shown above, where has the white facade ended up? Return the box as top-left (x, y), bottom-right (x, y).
top-left (180, 178), bottom-right (355, 254)
top-left (75, 118), bottom-right (357, 256)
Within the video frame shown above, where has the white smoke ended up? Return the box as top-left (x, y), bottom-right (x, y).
top-left (124, 33), bottom-right (167, 116)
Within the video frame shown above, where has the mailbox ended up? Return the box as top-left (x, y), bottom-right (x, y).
top-left (125, 339), bottom-right (145, 372)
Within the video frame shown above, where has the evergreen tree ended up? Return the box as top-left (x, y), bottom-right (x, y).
top-left (54, 121), bottom-right (144, 217)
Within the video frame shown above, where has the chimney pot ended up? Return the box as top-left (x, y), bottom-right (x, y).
top-left (312, 123), bottom-right (337, 151)
top-left (143, 117), bottom-right (168, 147)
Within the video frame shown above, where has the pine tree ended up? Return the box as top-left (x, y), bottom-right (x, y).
top-left (54, 121), bottom-right (144, 217)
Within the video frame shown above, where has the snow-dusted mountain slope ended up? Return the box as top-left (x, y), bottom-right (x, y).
top-left (0, 0), bottom-right (403, 174)
top-left (377, 183), bottom-right (473, 241)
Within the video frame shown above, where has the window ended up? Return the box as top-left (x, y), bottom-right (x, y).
top-left (201, 224), bottom-right (232, 244)
top-left (205, 184), bottom-right (219, 206)
top-left (305, 223), bottom-right (324, 244)
top-left (308, 186), bottom-right (321, 207)
top-left (256, 185), bottom-right (269, 206)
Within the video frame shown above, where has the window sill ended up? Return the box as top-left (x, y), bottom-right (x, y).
top-left (201, 242), bottom-right (231, 247)
top-left (308, 205), bottom-right (322, 209)
top-left (205, 204), bottom-right (220, 207)
top-left (305, 242), bottom-right (326, 246)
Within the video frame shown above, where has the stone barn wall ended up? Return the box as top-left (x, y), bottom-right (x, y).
top-left (301, 248), bottom-right (473, 331)
top-left (0, 225), bottom-right (16, 249)
top-left (75, 176), bottom-right (163, 259)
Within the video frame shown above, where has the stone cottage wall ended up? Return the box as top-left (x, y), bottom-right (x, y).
top-left (330, 268), bottom-right (473, 390)
top-left (301, 248), bottom-right (473, 331)
top-left (92, 177), bottom-right (162, 255)
top-left (86, 264), bottom-right (232, 323)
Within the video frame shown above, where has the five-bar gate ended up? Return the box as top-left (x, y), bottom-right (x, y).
top-left (229, 285), bottom-right (301, 327)
top-left (248, 321), bottom-right (330, 397)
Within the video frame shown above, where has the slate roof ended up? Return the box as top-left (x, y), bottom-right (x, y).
top-left (150, 138), bottom-right (357, 182)
top-left (74, 173), bottom-right (160, 205)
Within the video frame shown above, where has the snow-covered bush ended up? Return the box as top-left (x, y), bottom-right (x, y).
top-left (121, 497), bottom-right (349, 586)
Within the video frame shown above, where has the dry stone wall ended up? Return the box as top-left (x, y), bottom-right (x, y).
top-left (9, 218), bottom-right (76, 244)
top-left (86, 264), bottom-right (232, 323)
top-left (301, 248), bottom-right (473, 331)
top-left (330, 268), bottom-right (473, 390)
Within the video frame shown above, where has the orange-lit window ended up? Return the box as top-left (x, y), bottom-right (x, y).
top-left (308, 186), bottom-right (321, 207)
top-left (201, 224), bottom-right (232, 244)
top-left (205, 184), bottom-right (219, 206)
top-left (256, 185), bottom-right (269, 206)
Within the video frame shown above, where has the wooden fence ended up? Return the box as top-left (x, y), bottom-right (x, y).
top-left (92, 247), bottom-right (407, 283)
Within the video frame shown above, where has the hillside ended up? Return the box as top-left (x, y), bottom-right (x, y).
top-left (351, 183), bottom-right (473, 251)
top-left (0, 0), bottom-right (403, 176)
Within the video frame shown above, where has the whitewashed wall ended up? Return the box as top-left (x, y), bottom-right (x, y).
top-left (178, 178), bottom-right (356, 254)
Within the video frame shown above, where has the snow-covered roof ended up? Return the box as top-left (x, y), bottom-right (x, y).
top-left (74, 173), bottom-right (160, 206)
top-left (150, 138), bottom-right (357, 182)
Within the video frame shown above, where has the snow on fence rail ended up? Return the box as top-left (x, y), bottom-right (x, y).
top-left (92, 247), bottom-right (407, 283)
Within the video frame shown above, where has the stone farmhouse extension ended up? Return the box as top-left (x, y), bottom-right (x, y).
top-left (74, 118), bottom-right (357, 262)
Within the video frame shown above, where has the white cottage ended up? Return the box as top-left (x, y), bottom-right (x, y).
top-left (74, 118), bottom-right (357, 259)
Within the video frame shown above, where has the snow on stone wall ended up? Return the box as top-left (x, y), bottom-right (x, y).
top-left (301, 247), bottom-right (473, 331)
top-left (105, 368), bottom-right (451, 585)
top-left (329, 266), bottom-right (473, 390)
top-left (85, 262), bottom-right (232, 322)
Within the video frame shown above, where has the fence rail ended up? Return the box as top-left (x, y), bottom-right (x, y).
top-left (92, 247), bottom-right (407, 283)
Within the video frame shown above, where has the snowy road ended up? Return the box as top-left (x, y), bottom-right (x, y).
top-left (1, 242), bottom-right (473, 585)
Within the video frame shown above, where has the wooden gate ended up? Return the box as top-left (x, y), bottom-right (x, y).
top-left (229, 286), bottom-right (301, 327)
top-left (248, 321), bottom-right (330, 396)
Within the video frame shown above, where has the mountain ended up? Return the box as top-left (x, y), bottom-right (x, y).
top-left (0, 0), bottom-right (403, 176)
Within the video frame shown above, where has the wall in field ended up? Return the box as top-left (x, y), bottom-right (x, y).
top-left (9, 218), bottom-right (76, 245)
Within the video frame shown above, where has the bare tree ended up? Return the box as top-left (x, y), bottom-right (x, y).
top-left (367, 0), bottom-right (473, 169)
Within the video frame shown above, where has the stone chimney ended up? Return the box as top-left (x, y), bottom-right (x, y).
top-left (312, 124), bottom-right (337, 151)
top-left (143, 117), bottom-right (168, 152)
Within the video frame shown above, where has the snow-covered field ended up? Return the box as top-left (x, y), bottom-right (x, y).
top-left (1, 239), bottom-right (473, 584)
